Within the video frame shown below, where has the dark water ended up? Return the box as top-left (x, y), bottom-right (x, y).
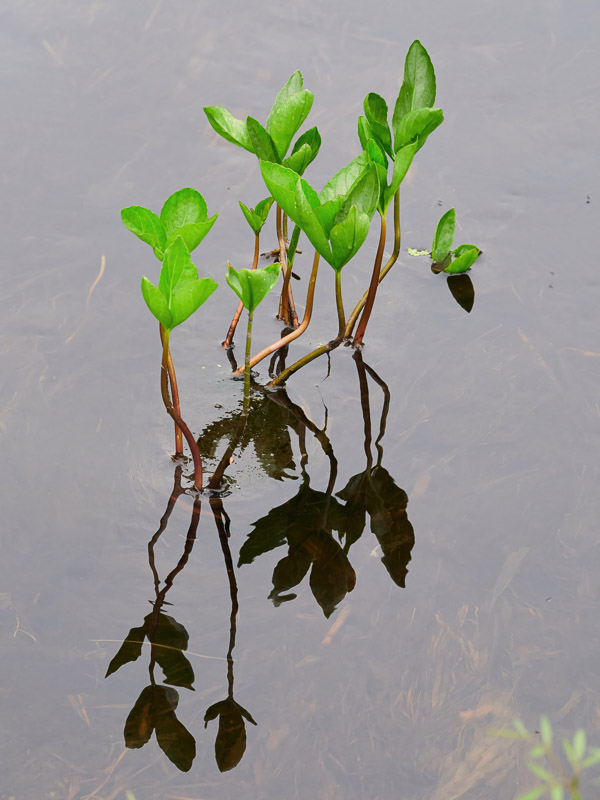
top-left (2, 1), bottom-right (600, 798)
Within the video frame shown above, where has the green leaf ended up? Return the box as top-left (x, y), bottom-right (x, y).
top-left (573, 729), bottom-right (587, 762)
top-left (357, 116), bottom-right (376, 151)
top-left (141, 276), bottom-right (172, 329)
top-left (336, 163), bottom-right (380, 223)
top-left (255, 196), bottom-right (274, 223)
top-left (527, 761), bottom-right (554, 783)
top-left (165, 217), bottom-right (218, 253)
top-left (158, 237), bottom-right (192, 300)
top-left (364, 92), bottom-right (393, 158)
top-left (170, 276), bottom-right (218, 328)
top-left (517, 788), bottom-right (546, 800)
top-left (432, 208), bottom-right (455, 262)
top-left (160, 188), bottom-right (207, 235)
top-left (105, 624), bottom-right (147, 678)
top-left (319, 151), bottom-right (370, 204)
top-left (295, 180), bottom-right (331, 258)
top-left (203, 105), bottom-right (254, 153)
top-left (382, 140), bottom-right (417, 212)
top-left (246, 116), bottom-right (280, 163)
top-left (330, 205), bottom-right (370, 270)
top-left (582, 748), bottom-right (600, 768)
top-left (444, 244), bottom-right (480, 274)
top-left (283, 143), bottom-right (312, 175)
top-left (540, 717), bottom-right (553, 747)
top-left (393, 39), bottom-right (437, 129)
top-left (121, 206), bottom-right (166, 257)
top-left (393, 107), bottom-right (444, 153)
top-left (288, 126), bottom-right (321, 172)
top-left (267, 71), bottom-right (304, 118)
top-left (226, 262), bottom-right (281, 312)
top-left (267, 90), bottom-right (314, 160)
top-left (550, 787), bottom-right (564, 800)
top-left (259, 161), bottom-right (300, 221)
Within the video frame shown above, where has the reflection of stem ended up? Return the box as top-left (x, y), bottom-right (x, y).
top-left (148, 466), bottom-right (186, 596)
top-left (223, 234), bottom-right (260, 349)
top-left (363, 360), bottom-right (391, 467)
top-left (353, 211), bottom-right (387, 346)
top-left (268, 337), bottom-right (342, 387)
top-left (210, 497), bottom-right (238, 698)
top-left (148, 490), bottom-right (202, 680)
top-left (160, 323), bottom-right (183, 456)
top-left (160, 329), bottom-right (203, 490)
top-left (335, 270), bottom-right (345, 339)
top-left (345, 190), bottom-right (401, 339)
top-left (234, 250), bottom-right (320, 376)
top-left (354, 350), bottom-right (373, 470)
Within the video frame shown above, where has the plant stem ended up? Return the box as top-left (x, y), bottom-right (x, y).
top-left (334, 270), bottom-right (345, 339)
top-left (344, 189), bottom-right (401, 339)
top-left (352, 210), bottom-right (387, 347)
top-left (244, 309), bottom-right (253, 415)
top-left (277, 205), bottom-right (298, 328)
top-left (233, 250), bottom-right (320, 376)
top-left (222, 233), bottom-right (260, 349)
top-left (269, 336), bottom-right (343, 387)
top-left (160, 329), bottom-right (203, 490)
top-left (159, 323), bottom-right (183, 456)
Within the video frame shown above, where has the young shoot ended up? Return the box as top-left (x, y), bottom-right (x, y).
top-left (431, 207), bottom-right (481, 273)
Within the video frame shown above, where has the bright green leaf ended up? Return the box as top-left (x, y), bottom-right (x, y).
top-left (364, 92), bottom-right (393, 158)
top-left (165, 216), bottom-right (218, 253)
top-left (267, 71), bottom-right (304, 121)
top-left (549, 786), bottom-right (564, 800)
top-left (581, 748), bottom-right (600, 768)
top-left (255, 196), bottom-right (274, 223)
top-left (170, 277), bottom-right (218, 328)
top-left (432, 208), bottom-right (455, 262)
top-left (444, 245), bottom-right (480, 274)
top-left (290, 126), bottom-right (321, 168)
top-left (160, 188), bottom-right (208, 235)
top-left (330, 205), bottom-right (371, 270)
top-left (527, 761), bottom-right (554, 783)
top-left (383, 140), bottom-right (417, 212)
top-left (159, 237), bottom-right (193, 299)
top-left (284, 143), bottom-right (313, 175)
top-left (393, 39), bottom-right (437, 129)
top-left (336, 163), bottom-right (380, 223)
top-left (226, 262), bottom-right (281, 312)
top-left (573, 729), bottom-right (587, 762)
top-left (319, 151), bottom-right (370, 204)
top-left (247, 116), bottom-right (279, 163)
top-left (203, 105), bottom-right (254, 153)
top-left (259, 161), bottom-right (300, 222)
top-left (357, 116), bottom-right (376, 152)
top-left (267, 90), bottom-right (314, 160)
top-left (394, 107), bottom-right (444, 153)
top-left (121, 206), bottom-right (166, 257)
top-left (141, 276), bottom-right (172, 329)
top-left (540, 717), bottom-right (553, 746)
top-left (239, 197), bottom-right (273, 235)
top-left (295, 180), bottom-right (331, 258)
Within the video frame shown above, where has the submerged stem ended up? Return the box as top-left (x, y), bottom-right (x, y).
top-left (223, 233), bottom-right (260, 349)
top-left (344, 189), bottom-right (401, 339)
top-left (160, 323), bottom-right (183, 456)
top-left (352, 211), bottom-right (387, 347)
top-left (160, 329), bottom-right (203, 490)
top-left (233, 250), bottom-right (320, 376)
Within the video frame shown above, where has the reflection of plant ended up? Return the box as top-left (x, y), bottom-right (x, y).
top-left (493, 717), bottom-right (600, 800)
top-left (204, 698), bottom-right (257, 773)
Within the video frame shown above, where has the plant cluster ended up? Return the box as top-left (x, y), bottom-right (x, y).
top-left (121, 40), bottom-right (481, 487)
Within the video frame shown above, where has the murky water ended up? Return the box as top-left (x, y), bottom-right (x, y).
top-left (2, 1), bottom-right (600, 798)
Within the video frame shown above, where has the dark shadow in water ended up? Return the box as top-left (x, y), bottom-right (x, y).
top-left (105, 466), bottom-right (199, 771)
top-left (238, 353), bottom-right (414, 613)
top-left (204, 497), bottom-right (257, 772)
top-left (447, 273), bottom-right (475, 313)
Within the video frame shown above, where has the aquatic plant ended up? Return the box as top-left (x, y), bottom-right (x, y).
top-left (431, 207), bottom-right (481, 273)
top-left (493, 717), bottom-right (600, 800)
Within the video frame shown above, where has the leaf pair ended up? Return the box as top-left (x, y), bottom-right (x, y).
top-left (204, 72), bottom-right (320, 173)
top-left (432, 208), bottom-right (481, 273)
top-left (125, 685), bottom-right (195, 772)
top-left (357, 40), bottom-right (443, 214)
top-left (141, 237), bottom-right (218, 331)
top-left (226, 262), bottom-right (281, 312)
top-left (239, 196), bottom-right (274, 235)
top-left (122, 188), bottom-right (218, 260)
top-left (204, 697), bottom-right (257, 772)
top-left (105, 611), bottom-right (195, 690)
top-left (260, 154), bottom-right (380, 270)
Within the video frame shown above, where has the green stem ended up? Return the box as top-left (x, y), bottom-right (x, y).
top-left (288, 224), bottom-right (300, 269)
top-left (352, 210), bottom-right (387, 347)
top-left (244, 309), bottom-right (253, 415)
top-left (345, 189), bottom-right (401, 339)
top-left (233, 250), bottom-right (320, 375)
top-left (334, 270), bottom-right (345, 339)
top-left (277, 205), bottom-right (298, 328)
top-left (223, 233), bottom-right (260, 349)
top-left (160, 329), bottom-right (203, 490)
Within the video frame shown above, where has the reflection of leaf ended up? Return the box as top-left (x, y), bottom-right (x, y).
top-left (338, 466), bottom-right (414, 588)
top-left (447, 273), bottom-right (475, 313)
top-left (154, 648), bottom-right (195, 690)
top-left (124, 685), bottom-right (196, 772)
top-left (204, 698), bottom-right (257, 773)
top-left (105, 623), bottom-right (146, 678)
top-left (146, 613), bottom-right (194, 689)
top-left (240, 482), bottom-right (354, 617)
